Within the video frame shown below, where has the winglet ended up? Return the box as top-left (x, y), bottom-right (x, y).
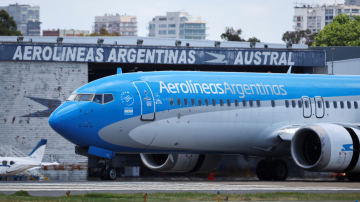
top-left (287, 66), bottom-right (292, 74)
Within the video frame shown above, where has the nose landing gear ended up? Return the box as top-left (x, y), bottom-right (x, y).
top-left (100, 165), bottom-right (117, 180)
top-left (256, 158), bottom-right (288, 181)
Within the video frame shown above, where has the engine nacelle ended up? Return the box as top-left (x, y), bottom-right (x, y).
top-left (140, 153), bottom-right (222, 173)
top-left (291, 123), bottom-right (360, 173)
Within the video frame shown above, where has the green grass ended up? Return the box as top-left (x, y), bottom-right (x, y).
top-left (0, 190), bottom-right (360, 201)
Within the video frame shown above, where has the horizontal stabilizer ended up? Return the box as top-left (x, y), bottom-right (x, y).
top-left (41, 162), bottom-right (59, 166)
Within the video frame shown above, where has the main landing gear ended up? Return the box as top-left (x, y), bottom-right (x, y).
top-left (346, 173), bottom-right (360, 182)
top-left (256, 158), bottom-right (288, 181)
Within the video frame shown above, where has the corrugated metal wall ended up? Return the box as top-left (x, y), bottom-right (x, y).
top-left (0, 61), bottom-right (88, 180)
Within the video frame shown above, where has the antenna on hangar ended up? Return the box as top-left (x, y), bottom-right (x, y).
top-left (287, 66), bottom-right (292, 74)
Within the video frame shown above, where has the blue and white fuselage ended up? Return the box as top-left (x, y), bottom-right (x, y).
top-left (49, 71), bottom-right (360, 178)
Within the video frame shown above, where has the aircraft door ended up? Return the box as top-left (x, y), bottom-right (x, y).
top-left (314, 96), bottom-right (325, 118)
top-left (301, 96), bottom-right (312, 118)
top-left (133, 81), bottom-right (155, 121)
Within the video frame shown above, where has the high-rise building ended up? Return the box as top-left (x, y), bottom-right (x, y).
top-left (0, 3), bottom-right (41, 36)
top-left (345, 0), bottom-right (360, 6)
top-left (43, 29), bottom-right (90, 37)
top-left (93, 14), bottom-right (137, 36)
top-left (293, 3), bottom-right (360, 33)
top-left (147, 12), bottom-right (208, 40)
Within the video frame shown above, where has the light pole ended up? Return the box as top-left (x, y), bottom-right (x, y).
top-left (331, 48), bottom-right (335, 75)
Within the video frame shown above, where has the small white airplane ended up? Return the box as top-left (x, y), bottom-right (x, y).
top-left (0, 139), bottom-right (59, 176)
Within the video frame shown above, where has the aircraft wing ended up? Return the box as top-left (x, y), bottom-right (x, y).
top-left (276, 123), bottom-right (360, 142)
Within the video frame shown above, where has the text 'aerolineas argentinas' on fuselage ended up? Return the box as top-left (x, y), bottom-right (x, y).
top-left (160, 81), bottom-right (287, 98)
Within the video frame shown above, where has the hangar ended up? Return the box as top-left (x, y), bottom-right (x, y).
top-left (0, 36), bottom-right (326, 180)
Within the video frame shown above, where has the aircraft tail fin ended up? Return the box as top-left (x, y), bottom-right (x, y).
top-left (28, 139), bottom-right (47, 163)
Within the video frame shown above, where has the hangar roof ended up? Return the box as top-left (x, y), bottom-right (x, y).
top-left (0, 36), bottom-right (308, 49)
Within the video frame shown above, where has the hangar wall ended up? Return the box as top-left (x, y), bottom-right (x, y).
top-left (0, 61), bottom-right (88, 180)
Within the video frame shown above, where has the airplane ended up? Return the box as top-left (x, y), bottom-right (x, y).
top-left (49, 69), bottom-right (360, 181)
top-left (0, 139), bottom-right (59, 176)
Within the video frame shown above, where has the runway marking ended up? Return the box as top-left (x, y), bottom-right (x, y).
top-left (0, 182), bottom-right (359, 191)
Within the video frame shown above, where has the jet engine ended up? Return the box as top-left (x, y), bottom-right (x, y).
top-left (140, 153), bottom-right (222, 173)
top-left (291, 123), bottom-right (360, 173)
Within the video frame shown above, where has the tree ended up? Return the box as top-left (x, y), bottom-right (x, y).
top-left (221, 27), bottom-right (245, 41)
top-left (313, 14), bottom-right (360, 46)
top-left (248, 37), bottom-right (261, 43)
top-left (89, 27), bottom-right (121, 37)
top-left (221, 27), bottom-right (261, 42)
top-left (0, 9), bottom-right (22, 36)
top-left (282, 29), bottom-right (316, 46)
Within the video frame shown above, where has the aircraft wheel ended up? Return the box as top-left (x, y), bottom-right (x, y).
top-left (346, 173), bottom-right (360, 182)
top-left (100, 167), bottom-right (108, 180)
top-left (256, 160), bottom-right (272, 181)
top-left (106, 167), bottom-right (117, 180)
top-left (272, 159), bottom-right (288, 181)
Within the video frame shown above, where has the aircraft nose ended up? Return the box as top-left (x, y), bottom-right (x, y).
top-left (49, 102), bottom-right (79, 139)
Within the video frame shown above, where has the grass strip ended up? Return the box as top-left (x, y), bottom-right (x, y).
top-left (0, 190), bottom-right (360, 201)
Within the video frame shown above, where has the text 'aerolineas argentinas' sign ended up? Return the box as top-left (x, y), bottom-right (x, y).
top-left (0, 44), bottom-right (326, 67)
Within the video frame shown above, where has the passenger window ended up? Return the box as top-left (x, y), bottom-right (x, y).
top-left (75, 94), bottom-right (94, 101)
top-left (285, 100), bottom-right (289, 108)
top-left (205, 99), bottom-right (209, 106)
top-left (93, 94), bottom-right (102, 104)
top-left (198, 98), bottom-right (202, 106)
top-left (304, 100), bottom-right (309, 108)
top-left (291, 100), bottom-right (296, 108)
top-left (184, 98), bottom-right (188, 106)
top-left (325, 101), bottom-right (330, 108)
top-left (2, 160), bottom-right (7, 165)
top-left (170, 98), bottom-right (174, 106)
top-left (271, 100), bottom-right (275, 107)
top-left (249, 99), bottom-right (253, 107)
top-left (220, 99), bottom-right (224, 106)
top-left (212, 99), bottom-right (216, 106)
top-left (256, 99), bottom-right (261, 107)
top-left (227, 99), bottom-right (231, 107)
top-left (104, 94), bottom-right (114, 104)
top-left (355, 101), bottom-right (358, 109)
top-left (347, 101), bottom-right (351, 109)
top-left (333, 101), bottom-right (337, 109)
top-left (317, 101), bottom-right (322, 108)
top-left (235, 99), bottom-right (239, 107)
top-left (191, 98), bottom-right (195, 106)
top-left (10, 161), bottom-right (15, 165)
top-left (298, 100), bottom-right (302, 108)
top-left (177, 98), bottom-right (181, 106)
top-left (340, 101), bottom-right (344, 109)
top-left (242, 99), bottom-right (247, 107)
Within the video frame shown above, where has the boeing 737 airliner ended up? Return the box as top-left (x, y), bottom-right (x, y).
top-left (49, 70), bottom-right (360, 181)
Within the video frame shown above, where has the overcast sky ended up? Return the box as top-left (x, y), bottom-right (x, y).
top-left (3, 0), bottom-right (339, 43)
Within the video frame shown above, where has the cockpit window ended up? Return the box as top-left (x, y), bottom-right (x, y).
top-left (93, 94), bottom-right (103, 104)
top-left (75, 94), bottom-right (94, 101)
top-left (67, 94), bottom-right (77, 101)
top-left (10, 161), bottom-right (15, 165)
top-left (2, 160), bottom-right (7, 165)
top-left (104, 94), bottom-right (114, 104)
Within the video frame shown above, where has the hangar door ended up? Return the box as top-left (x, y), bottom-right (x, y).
top-left (133, 81), bottom-right (155, 121)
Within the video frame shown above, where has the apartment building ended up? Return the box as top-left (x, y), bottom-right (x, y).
top-left (93, 14), bottom-right (137, 36)
top-left (147, 12), bottom-right (208, 40)
top-left (293, 2), bottom-right (360, 33)
top-left (0, 3), bottom-right (41, 36)
top-left (43, 29), bottom-right (90, 37)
